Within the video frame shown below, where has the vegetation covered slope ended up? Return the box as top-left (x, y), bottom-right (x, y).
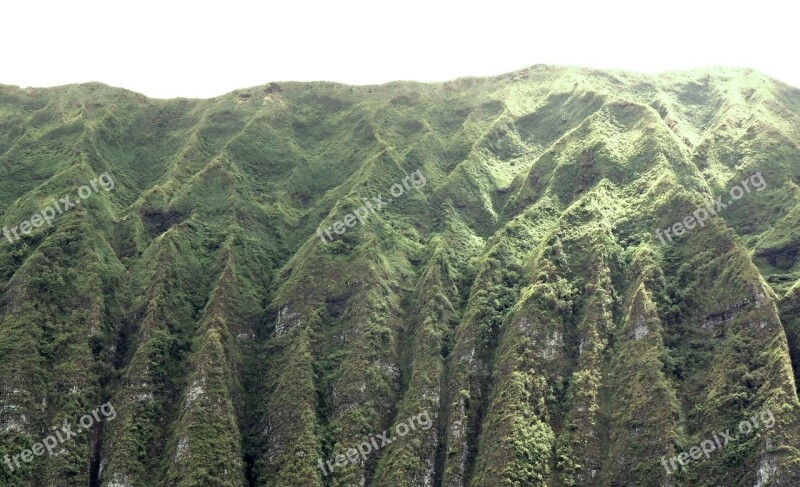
top-left (0, 65), bottom-right (799, 486)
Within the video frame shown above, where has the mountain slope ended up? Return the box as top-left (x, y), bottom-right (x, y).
top-left (1, 65), bottom-right (799, 486)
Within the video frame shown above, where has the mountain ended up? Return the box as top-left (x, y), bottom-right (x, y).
top-left (0, 65), bottom-right (799, 486)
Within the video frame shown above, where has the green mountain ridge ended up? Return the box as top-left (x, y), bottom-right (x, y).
top-left (0, 64), bottom-right (799, 486)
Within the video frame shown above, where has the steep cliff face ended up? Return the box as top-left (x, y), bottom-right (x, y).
top-left (0, 65), bottom-right (799, 486)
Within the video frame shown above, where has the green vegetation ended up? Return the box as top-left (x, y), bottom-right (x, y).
top-left (0, 65), bottom-right (799, 486)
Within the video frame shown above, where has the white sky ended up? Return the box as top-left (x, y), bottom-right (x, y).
top-left (2, 0), bottom-right (797, 99)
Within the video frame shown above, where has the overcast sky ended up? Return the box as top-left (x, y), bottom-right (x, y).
top-left (2, 0), bottom-right (796, 99)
